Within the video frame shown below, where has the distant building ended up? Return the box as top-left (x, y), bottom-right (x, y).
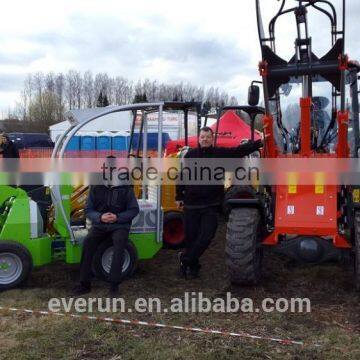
top-left (49, 108), bottom-right (198, 143)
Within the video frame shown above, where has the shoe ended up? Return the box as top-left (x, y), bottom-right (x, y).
top-left (109, 283), bottom-right (120, 297)
top-left (72, 282), bottom-right (91, 296)
top-left (189, 263), bottom-right (201, 279)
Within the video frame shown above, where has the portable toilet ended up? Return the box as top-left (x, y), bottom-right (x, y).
top-left (130, 132), bottom-right (171, 151)
top-left (65, 136), bottom-right (80, 151)
top-left (112, 134), bottom-right (128, 150)
top-left (130, 132), bottom-right (153, 150)
top-left (160, 132), bottom-right (171, 149)
top-left (80, 132), bottom-right (97, 157)
top-left (96, 132), bottom-right (112, 151)
top-left (112, 132), bottom-right (129, 156)
top-left (140, 132), bottom-right (171, 149)
top-left (130, 132), bottom-right (141, 150)
top-left (64, 135), bottom-right (80, 157)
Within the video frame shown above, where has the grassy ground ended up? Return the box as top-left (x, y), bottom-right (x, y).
top-left (1, 220), bottom-right (360, 359)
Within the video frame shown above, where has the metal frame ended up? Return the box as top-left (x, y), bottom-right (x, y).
top-left (214, 106), bottom-right (265, 146)
top-left (126, 101), bottom-right (202, 155)
top-left (51, 103), bottom-right (166, 244)
top-left (348, 66), bottom-right (360, 158)
top-left (255, 0), bottom-right (347, 154)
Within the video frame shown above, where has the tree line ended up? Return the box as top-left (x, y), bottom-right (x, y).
top-left (2, 70), bottom-right (238, 133)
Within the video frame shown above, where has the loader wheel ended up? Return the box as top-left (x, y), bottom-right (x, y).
top-left (222, 186), bottom-right (257, 217)
top-left (0, 241), bottom-right (32, 291)
top-left (92, 240), bottom-right (138, 281)
top-left (354, 211), bottom-right (360, 291)
top-left (225, 208), bottom-right (263, 285)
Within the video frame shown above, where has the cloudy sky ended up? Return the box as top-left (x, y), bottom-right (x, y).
top-left (0, 0), bottom-right (358, 116)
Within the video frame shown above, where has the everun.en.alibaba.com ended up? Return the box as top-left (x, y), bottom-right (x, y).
top-left (48, 293), bottom-right (311, 314)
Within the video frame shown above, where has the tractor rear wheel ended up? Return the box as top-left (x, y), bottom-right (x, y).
top-left (225, 208), bottom-right (263, 285)
top-left (354, 211), bottom-right (360, 291)
top-left (0, 241), bottom-right (32, 291)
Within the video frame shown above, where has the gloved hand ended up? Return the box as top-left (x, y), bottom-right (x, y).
top-left (237, 139), bottom-right (263, 157)
top-left (247, 139), bottom-right (263, 151)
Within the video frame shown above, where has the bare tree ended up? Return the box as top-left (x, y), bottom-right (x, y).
top-left (55, 73), bottom-right (65, 121)
top-left (73, 71), bottom-right (83, 109)
top-left (31, 72), bottom-right (45, 120)
top-left (94, 73), bottom-right (111, 101)
top-left (229, 96), bottom-right (238, 106)
top-left (8, 70), bottom-right (239, 128)
top-left (83, 71), bottom-right (94, 108)
top-left (114, 76), bottom-right (131, 105)
top-left (65, 70), bottom-right (76, 109)
top-left (45, 72), bottom-right (55, 93)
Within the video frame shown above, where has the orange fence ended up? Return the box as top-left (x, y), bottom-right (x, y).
top-left (19, 148), bottom-right (53, 158)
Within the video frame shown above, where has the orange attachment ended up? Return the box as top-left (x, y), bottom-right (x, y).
top-left (300, 97), bottom-right (312, 156)
top-left (338, 54), bottom-right (349, 71)
top-left (335, 111), bottom-right (350, 158)
top-left (258, 60), bottom-right (268, 77)
top-left (262, 185), bottom-right (351, 249)
top-left (262, 114), bottom-right (278, 157)
top-left (274, 185), bottom-right (337, 234)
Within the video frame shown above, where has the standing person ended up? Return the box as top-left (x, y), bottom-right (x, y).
top-left (175, 126), bottom-right (262, 278)
top-left (0, 131), bottom-right (19, 158)
top-left (0, 131), bottom-right (20, 189)
top-left (73, 177), bottom-right (139, 296)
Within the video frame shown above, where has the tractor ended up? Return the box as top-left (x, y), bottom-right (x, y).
top-left (225, 0), bottom-right (360, 289)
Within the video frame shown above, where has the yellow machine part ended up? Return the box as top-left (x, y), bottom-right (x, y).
top-left (47, 185), bottom-right (89, 233)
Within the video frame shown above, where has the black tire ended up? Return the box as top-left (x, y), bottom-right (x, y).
top-left (222, 186), bottom-right (258, 217)
top-left (163, 212), bottom-right (185, 249)
top-left (92, 240), bottom-right (138, 281)
top-left (354, 211), bottom-right (360, 291)
top-left (225, 208), bottom-right (263, 285)
top-left (0, 241), bottom-right (33, 291)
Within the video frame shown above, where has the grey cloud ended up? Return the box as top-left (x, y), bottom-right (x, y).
top-left (9, 3), bottom-right (359, 98)
top-left (0, 51), bottom-right (44, 66)
top-left (25, 14), bottom-right (250, 84)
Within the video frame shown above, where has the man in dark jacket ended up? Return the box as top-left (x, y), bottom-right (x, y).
top-left (0, 132), bottom-right (19, 158)
top-left (175, 126), bottom-right (262, 278)
top-left (73, 183), bottom-right (139, 295)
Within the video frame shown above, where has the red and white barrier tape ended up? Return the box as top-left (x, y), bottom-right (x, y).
top-left (0, 305), bottom-right (304, 346)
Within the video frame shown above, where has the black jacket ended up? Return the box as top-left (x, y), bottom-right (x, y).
top-left (85, 185), bottom-right (140, 231)
top-left (0, 138), bottom-right (19, 158)
top-left (175, 141), bottom-right (261, 208)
